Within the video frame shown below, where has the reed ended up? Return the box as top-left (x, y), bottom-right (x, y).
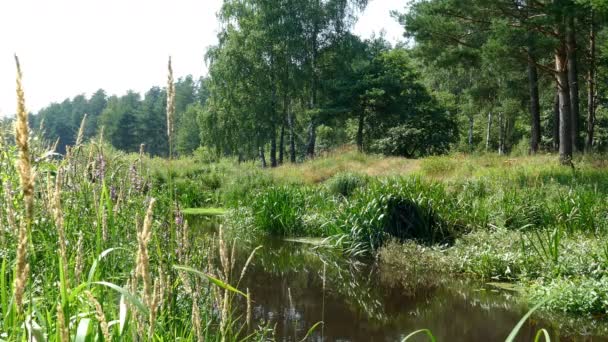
top-left (13, 55), bottom-right (33, 315)
top-left (75, 113), bottom-right (87, 147)
top-left (166, 57), bottom-right (175, 146)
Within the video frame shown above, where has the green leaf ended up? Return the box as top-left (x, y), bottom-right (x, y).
top-left (93, 281), bottom-right (149, 317)
top-left (299, 321), bottom-right (323, 342)
top-left (402, 329), bottom-right (436, 342)
top-left (173, 265), bottom-right (248, 297)
top-left (505, 297), bottom-right (551, 342)
top-left (119, 294), bottom-right (128, 336)
top-left (401, 329), bottom-right (436, 342)
top-left (534, 328), bottom-right (551, 342)
top-left (75, 318), bottom-right (91, 342)
top-left (87, 248), bottom-right (128, 285)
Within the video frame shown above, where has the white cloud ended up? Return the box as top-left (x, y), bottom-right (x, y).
top-left (0, 0), bottom-right (405, 117)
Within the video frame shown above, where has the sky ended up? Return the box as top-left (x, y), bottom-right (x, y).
top-left (0, 0), bottom-right (406, 117)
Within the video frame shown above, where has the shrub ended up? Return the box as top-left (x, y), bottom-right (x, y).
top-left (325, 172), bottom-right (367, 197)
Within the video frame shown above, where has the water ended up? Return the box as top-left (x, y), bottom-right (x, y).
top-left (193, 218), bottom-right (608, 341)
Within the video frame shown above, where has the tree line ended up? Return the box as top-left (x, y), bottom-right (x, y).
top-left (11, 0), bottom-right (608, 166)
top-left (27, 76), bottom-right (208, 156)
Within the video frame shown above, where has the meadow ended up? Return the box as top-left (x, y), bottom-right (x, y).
top-left (149, 147), bottom-right (608, 326)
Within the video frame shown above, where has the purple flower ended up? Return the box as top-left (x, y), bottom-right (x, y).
top-left (175, 209), bottom-right (184, 227)
top-left (95, 154), bottom-right (106, 180)
top-left (110, 186), bottom-right (117, 202)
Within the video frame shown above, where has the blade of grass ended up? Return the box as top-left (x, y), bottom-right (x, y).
top-left (173, 265), bottom-right (247, 297)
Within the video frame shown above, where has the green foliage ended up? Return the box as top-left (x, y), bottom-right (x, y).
top-left (527, 277), bottom-right (608, 315)
top-left (251, 186), bottom-right (307, 236)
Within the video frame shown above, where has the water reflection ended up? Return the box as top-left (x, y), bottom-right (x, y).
top-left (189, 217), bottom-right (608, 341)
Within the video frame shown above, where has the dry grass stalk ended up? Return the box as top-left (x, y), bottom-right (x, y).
top-left (51, 138), bottom-right (59, 153)
top-left (13, 55), bottom-right (33, 315)
top-left (218, 226), bottom-right (230, 281)
top-left (230, 238), bottom-right (237, 277)
top-left (220, 287), bottom-right (229, 342)
top-left (191, 289), bottom-right (203, 342)
top-left (56, 302), bottom-right (69, 342)
top-left (14, 55), bottom-right (34, 221)
top-left (238, 246), bottom-right (262, 284)
top-left (166, 57), bottom-right (176, 142)
top-left (75, 113), bottom-right (87, 146)
top-left (53, 168), bottom-right (70, 288)
top-left (85, 291), bottom-right (112, 342)
top-left (148, 279), bottom-right (160, 338)
top-left (101, 205), bottom-right (108, 242)
top-left (246, 288), bottom-right (252, 329)
top-left (136, 198), bottom-right (156, 309)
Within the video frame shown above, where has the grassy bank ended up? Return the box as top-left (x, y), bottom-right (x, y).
top-left (152, 147), bottom-right (608, 322)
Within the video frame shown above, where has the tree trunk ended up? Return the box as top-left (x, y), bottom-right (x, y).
top-left (527, 54), bottom-right (541, 154)
top-left (556, 40), bottom-right (573, 164)
top-left (567, 15), bottom-right (580, 152)
top-left (306, 17), bottom-right (319, 159)
top-left (486, 111), bottom-right (492, 152)
top-left (270, 125), bottom-right (277, 167)
top-left (288, 108), bottom-right (296, 163)
top-left (498, 112), bottom-right (505, 155)
top-left (553, 90), bottom-right (560, 152)
top-left (356, 111), bottom-right (365, 152)
top-left (305, 117), bottom-right (316, 158)
top-left (259, 145), bottom-right (267, 168)
top-left (279, 120), bottom-right (285, 165)
top-left (586, 10), bottom-right (596, 152)
top-left (468, 115), bottom-right (474, 149)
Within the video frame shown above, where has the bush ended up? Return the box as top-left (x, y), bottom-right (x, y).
top-left (325, 172), bottom-right (367, 197)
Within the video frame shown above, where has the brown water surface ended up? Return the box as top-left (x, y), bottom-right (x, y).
top-left (194, 219), bottom-right (608, 342)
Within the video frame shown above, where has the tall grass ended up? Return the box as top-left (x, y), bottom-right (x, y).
top-left (0, 57), bottom-right (261, 341)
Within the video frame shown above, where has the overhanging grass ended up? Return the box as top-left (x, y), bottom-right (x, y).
top-left (182, 207), bottom-right (227, 216)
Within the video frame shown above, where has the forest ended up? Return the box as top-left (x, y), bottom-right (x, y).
top-left (3, 0), bottom-right (608, 341)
